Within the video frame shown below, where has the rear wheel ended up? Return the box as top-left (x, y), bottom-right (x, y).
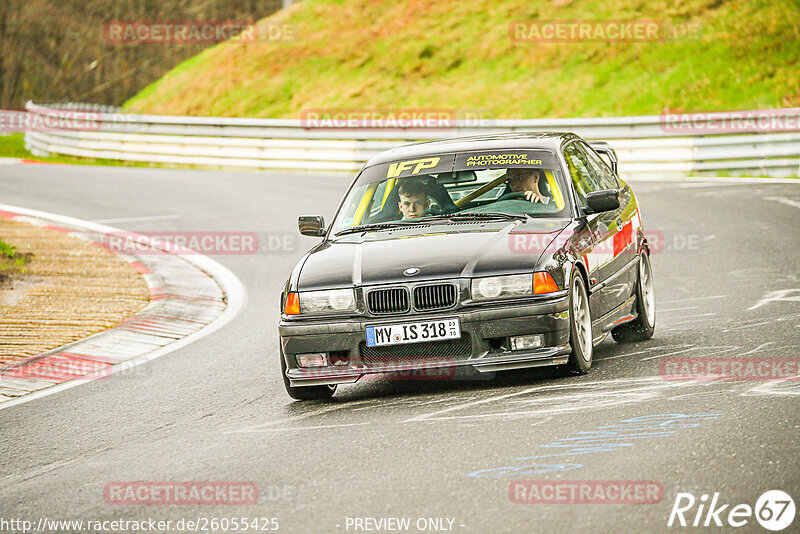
top-left (280, 348), bottom-right (336, 400)
top-left (612, 251), bottom-right (656, 343)
top-left (566, 269), bottom-right (593, 374)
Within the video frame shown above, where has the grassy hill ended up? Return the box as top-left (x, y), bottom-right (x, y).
top-left (125, 0), bottom-right (799, 118)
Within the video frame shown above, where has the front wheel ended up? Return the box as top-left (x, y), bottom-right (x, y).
top-left (612, 251), bottom-right (656, 343)
top-left (280, 348), bottom-right (336, 400)
top-left (566, 269), bottom-right (593, 374)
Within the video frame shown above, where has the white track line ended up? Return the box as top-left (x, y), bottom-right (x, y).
top-left (763, 196), bottom-right (800, 209)
top-left (0, 203), bottom-right (246, 411)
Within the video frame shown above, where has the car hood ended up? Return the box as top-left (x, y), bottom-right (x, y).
top-left (296, 219), bottom-right (570, 290)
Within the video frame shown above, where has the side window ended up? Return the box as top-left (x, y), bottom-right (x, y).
top-left (563, 142), bottom-right (602, 207)
top-left (580, 143), bottom-right (619, 190)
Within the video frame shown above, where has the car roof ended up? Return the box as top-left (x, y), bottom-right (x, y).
top-left (363, 131), bottom-right (579, 168)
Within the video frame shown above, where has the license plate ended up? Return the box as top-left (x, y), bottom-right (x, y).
top-left (365, 318), bottom-right (460, 347)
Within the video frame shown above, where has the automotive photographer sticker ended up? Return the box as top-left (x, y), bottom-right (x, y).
top-left (454, 150), bottom-right (557, 169)
top-left (668, 489), bottom-right (795, 530)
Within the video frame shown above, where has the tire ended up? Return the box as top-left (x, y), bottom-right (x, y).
top-left (566, 269), bottom-right (593, 374)
top-left (611, 251), bottom-right (656, 343)
top-left (280, 348), bottom-right (336, 400)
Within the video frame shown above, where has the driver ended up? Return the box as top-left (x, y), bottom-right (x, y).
top-left (506, 168), bottom-right (549, 204)
top-left (397, 179), bottom-right (430, 220)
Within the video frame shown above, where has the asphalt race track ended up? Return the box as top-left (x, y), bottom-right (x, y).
top-left (1, 164), bottom-right (799, 533)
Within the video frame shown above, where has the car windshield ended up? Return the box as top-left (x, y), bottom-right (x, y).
top-left (333, 149), bottom-right (569, 233)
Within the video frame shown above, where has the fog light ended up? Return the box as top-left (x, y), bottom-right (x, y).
top-left (510, 334), bottom-right (544, 351)
top-left (296, 353), bottom-right (328, 368)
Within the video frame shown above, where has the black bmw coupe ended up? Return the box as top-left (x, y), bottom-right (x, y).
top-left (279, 132), bottom-right (655, 399)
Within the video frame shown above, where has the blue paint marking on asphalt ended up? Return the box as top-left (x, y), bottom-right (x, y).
top-left (468, 412), bottom-right (722, 478)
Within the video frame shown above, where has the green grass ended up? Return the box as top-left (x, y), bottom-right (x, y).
top-left (0, 134), bottom-right (30, 159)
top-left (0, 238), bottom-right (30, 276)
top-left (124, 0), bottom-right (799, 118)
top-left (0, 240), bottom-right (17, 259)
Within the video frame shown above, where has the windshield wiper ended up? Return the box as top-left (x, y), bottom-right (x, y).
top-left (437, 212), bottom-right (529, 222)
top-left (334, 221), bottom-right (416, 236)
top-left (335, 213), bottom-right (527, 235)
top-left (406, 212), bottom-right (526, 224)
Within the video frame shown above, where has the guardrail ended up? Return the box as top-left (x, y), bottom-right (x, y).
top-left (23, 101), bottom-right (800, 177)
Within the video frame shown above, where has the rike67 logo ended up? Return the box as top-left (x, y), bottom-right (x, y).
top-left (668, 490), bottom-right (795, 531)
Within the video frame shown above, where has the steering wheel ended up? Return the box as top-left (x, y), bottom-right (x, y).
top-left (497, 192), bottom-right (527, 201)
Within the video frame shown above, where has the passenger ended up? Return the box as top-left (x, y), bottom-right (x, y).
top-left (397, 179), bottom-right (431, 220)
top-left (506, 168), bottom-right (549, 204)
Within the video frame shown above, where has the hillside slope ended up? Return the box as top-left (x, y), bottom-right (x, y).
top-left (125, 0), bottom-right (800, 118)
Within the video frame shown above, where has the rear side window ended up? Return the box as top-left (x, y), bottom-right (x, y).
top-left (581, 143), bottom-right (619, 190)
top-left (564, 142), bottom-right (619, 209)
top-left (563, 142), bottom-right (602, 208)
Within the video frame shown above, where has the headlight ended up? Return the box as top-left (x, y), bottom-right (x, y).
top-left (471, 273), bottom-right (533, 300)
top-left (299, 289), bottom-right (356, 314)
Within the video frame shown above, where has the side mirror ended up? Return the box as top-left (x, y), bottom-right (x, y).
top-left (298, 215), bottom-right (325, 237)
top-left (585, 190), bottom-right (620, 214)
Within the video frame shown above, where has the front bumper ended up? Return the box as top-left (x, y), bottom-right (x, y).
top-left (279, 295), bottom-right (571, 387)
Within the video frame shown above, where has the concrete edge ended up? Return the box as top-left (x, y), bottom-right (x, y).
top-left (0, 203), bottom-right (247, 411)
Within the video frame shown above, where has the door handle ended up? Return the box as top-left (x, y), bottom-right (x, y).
top-left (615, 217), bottom-right (623, 227)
